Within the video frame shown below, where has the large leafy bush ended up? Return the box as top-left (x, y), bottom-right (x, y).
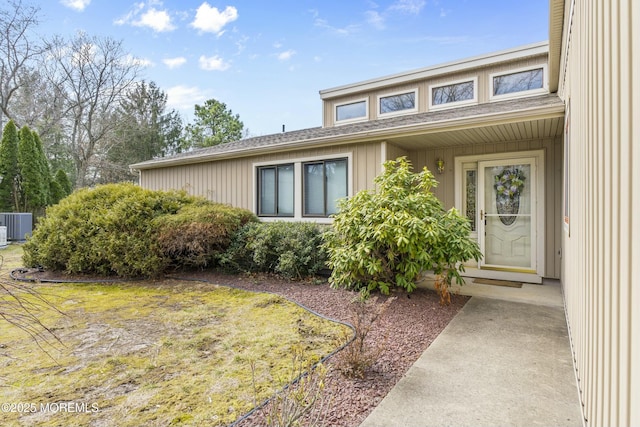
top-left (23, 183), bottom-right (256, 277)
top-left (221, 221), bottom-right (327, 279)
top-left (323, 157), bottom-right (481, 295)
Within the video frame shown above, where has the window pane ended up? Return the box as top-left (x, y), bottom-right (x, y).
top-left (493, 68), bottom-right (543, 95)
top-left (464, 169), bottom-right (477, 231)
top-left (277, 164), bottom-right (294, 215)
top-left (325, 159), bottom-right (347, 215)
top-left (259, 167), bottom-right (276, 215)
top-left (432, 81), bottom-right (474, 105)
top-left (304, 163), bottom-right (325, 215)
top-left (380, 92), bottom-right (415, 114)
top-left (336, 101), bottom-right (366, 121)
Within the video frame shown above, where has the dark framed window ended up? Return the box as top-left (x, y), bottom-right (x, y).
top-left (257, 164), bottom-right (294, 216)
top-left (493, 68), bottom-right (544, 96)
top-left (303, 158), bottom-right (348, 217)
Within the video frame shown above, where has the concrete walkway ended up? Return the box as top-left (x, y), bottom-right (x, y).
top-left (360, 280), bottom-right (584, 427)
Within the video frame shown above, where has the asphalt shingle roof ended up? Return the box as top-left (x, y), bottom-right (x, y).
top-left (131, 93), bottom-right (563, 169)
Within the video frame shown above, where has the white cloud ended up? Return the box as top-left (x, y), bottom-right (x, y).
top-left (115, 2), bottom-right (175, 32)
top-left (277, 50), bottom-right (296, 61)
top-left (128, 55), bottom-right (154, 68)
top-left (390, 0), bottom-right (426, 14)
top-left (163, 57), bottom-right (187, 69)
top-left (135, 8), bottom-right (176, 32)
top-left (365, 10), bottom-right (385, 29)
top-left (191, 3), bottom-right (238, 35)
top-left (314, 17), bottom-right (360, 36)
top-left (114, 3), bottom-right (144, 26)
top-left (199, 55), bottom-right (230, 71)
top-left (166, 85), bottom-right (208, 113)
top-left (60, 0), bottom-right (91, 12)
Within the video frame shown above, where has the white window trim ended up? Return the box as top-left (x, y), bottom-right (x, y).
top-left (489, 64), bottom-right (548, 102)
top-left (253, 153), bottom-right (353, 224)
top-left (377, 88), bottom-right (418, 118)
top-left (334, 98), bottom-right (369, 125)
top-left (428, 77), bottom-right (478, 111)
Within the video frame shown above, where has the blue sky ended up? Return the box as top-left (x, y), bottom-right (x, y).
top-left (36, 0), bottom-right (549, 136)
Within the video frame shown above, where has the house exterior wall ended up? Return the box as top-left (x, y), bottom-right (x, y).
top-left (322, 55), bottom-right (548, 127)
top-left (385, 143), bottom-right (409, 164)
top-left (406, 136), bottom-right (562, 279)
top-left (559, 0), bottom-right (640, 425)
top-left (138, 141), bottom-right (383, 212)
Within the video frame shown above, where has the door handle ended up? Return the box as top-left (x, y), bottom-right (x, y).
top-left (480, 210), bottom-right (484, 221)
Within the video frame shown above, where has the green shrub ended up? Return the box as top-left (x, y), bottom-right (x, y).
top-left (23, 183), bottom-right (195, 276)
top-left (154, 202), bottom-right (257, 269)
top-left (24, 183), bottom-right (258, 277)
top-left (222, 221), bottom-right (326, 279)
top-left (323, 157), bottom-right (482, 295)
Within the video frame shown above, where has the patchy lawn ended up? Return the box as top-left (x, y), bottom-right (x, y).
top-left (0, 245), bottom-right (350, 427)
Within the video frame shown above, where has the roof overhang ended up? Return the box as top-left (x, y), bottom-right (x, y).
top-left (377, 102), bottom-right (565, 151)
top-left (132, 95), bottom-right (565, 171)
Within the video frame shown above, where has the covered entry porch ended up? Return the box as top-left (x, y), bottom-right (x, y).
top-left (379, 94), bottom-right (565, 283)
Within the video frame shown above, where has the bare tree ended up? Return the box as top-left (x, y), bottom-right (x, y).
top-left (0, 260), bottom-right (63, 360)
top-left (0, 0), bottom-right (46, 131)
top-left (43, 32), bottom-right (141, 188)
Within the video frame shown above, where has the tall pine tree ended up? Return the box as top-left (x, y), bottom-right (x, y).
top-left (50, 169), bottom-right (72, 205)
top-left (32, 130), bottom-right (51, 206)
top-left (0, 121), bottom-right (20, 211)
top-left (17, 125), bottom-right (47, 213)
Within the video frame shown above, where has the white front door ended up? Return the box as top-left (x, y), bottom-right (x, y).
top-left (477, 158), bottom-right (537, 272)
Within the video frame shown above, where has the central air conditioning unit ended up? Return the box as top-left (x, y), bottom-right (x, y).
top-left (0, 213), bottom-right (33, 241)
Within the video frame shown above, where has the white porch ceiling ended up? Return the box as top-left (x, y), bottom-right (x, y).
top-left (383, 116), bottom-right (564, 150)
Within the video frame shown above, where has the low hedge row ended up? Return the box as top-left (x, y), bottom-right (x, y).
top-left (23, 183), bottom-right (327, 279)
top-left (220, 221), bottom-right (327, 280)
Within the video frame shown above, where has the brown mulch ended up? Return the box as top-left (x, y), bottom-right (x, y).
top-left (15, 268), bottom-right (469, 427)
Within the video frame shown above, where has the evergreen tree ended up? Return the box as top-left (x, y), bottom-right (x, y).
top-left (184, 99), bottom-right (244, 148)
top-left (0, 120), bottom-right (20, 211)
top-left (32, 130), bottom-right (51, 205)
top-left (105, 81), bottom-right (184, 182)
top-left (17, 125), bottom-right (47, 212)
top-left (50, 169), bottom-right (72, 204)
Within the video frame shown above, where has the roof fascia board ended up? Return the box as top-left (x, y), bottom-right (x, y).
top-left (131, 102), bottom-right (564, 171)
top-left (319, 41), bottom-right (550, 100)
top-left (548, 0), bottom-right (566, 92)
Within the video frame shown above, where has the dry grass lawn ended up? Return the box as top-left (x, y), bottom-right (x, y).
top-left (0, 244), bottom-right (350, 426)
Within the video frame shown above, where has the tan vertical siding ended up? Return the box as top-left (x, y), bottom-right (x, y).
top-left (386, 143), bottom-right (409, 162)
top-left (561, 0), bottom-right (639, 425)
top-left (138, 142), bottom-right (383, 210)
top-left (322, 55), bottom-right (548, 127)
